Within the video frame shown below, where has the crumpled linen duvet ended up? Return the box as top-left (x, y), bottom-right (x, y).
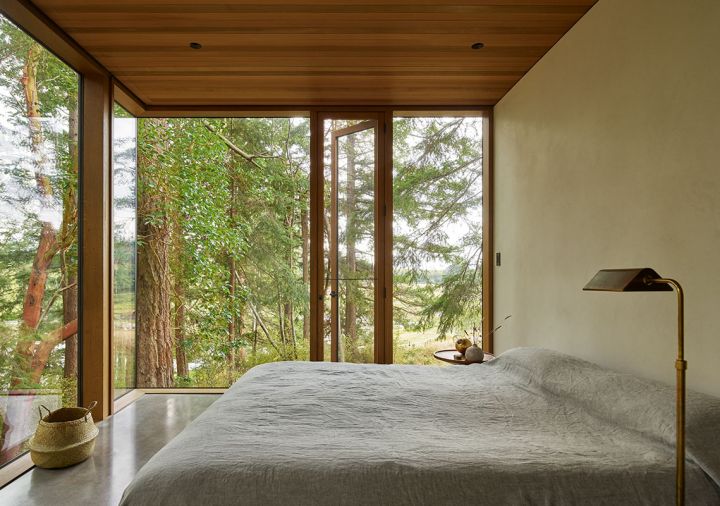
top-left (120, 347), bottom-right (720, 505)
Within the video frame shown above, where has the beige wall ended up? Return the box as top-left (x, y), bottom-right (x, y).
top-left (493, 0), bottom-right (720, 396)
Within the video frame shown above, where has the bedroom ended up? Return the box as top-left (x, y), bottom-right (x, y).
top-left (1, 0), bottom-right (719, 504)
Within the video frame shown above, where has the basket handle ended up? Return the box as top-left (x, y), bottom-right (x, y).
top-left (83, 400), bottom-right (98, 422)
top-left (38, 405), bottom-right (52, 420)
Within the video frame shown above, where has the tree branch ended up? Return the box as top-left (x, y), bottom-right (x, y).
top-left (202, 121), bottom-right (264, 170)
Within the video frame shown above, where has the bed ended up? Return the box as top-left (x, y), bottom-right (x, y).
top-left (120, 348), bottom-right (720, 505)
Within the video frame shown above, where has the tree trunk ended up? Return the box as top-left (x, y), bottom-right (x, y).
top-left (227, 254), bottom-right (237, 381)
top-left (136, 118), bottom-right (174, 388)
top-left (301, 208), bottom-right (310, 344)
top-left (12, 43), bottom-right (79, 388)
top-left (285, 302), bottom-right (296, 359)
top-left (61, 256), bottom-right (78, 379)
top-left (20, 43), bottom-right (57, 333)
top-left (171, 199), bottom-right (189, 379)
top-left (27, 321), bottom-right (79, 384)
top-left (227, 145), bottom-right (238, 377)
top-left (136, 208), bottom-right (174, 387)
top-left (344, 135), bottom-right (358, 358)
top-left (173, 281), bottom-right (189, 378)
top-left (63, 100), bottom-right (79, 379)
top-left (252, 318), bottom-right (258, 355)
top-left (279, 303), bottom-right (287, 349)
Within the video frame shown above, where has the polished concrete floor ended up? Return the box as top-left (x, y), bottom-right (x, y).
top-left (0, 394), bottom-right (220, 506)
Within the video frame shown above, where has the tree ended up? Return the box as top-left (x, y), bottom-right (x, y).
top-left (136, 118), bottom-right (175, 387)
top-left (0, 22), bottom-right (79, 386)
top-left (392, 117), bottom-right (484, 340)
top-left (132, 117), bottom-right (311, 386)
top-left (0, 17), bottom-right (79, 463)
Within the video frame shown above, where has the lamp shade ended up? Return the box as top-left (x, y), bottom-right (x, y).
top-left (583, 268), bottom-right (672, 292)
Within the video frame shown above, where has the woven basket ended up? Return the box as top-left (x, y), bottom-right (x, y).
top-left (27, 401), bottom-right (99, 469)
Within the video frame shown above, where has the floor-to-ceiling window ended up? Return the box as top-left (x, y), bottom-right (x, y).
top-left (112, 104), bottom-right (137, 399)
top-left (135, 117), bottom-right (311, 388)
top-left (0, 14), bottom-right (80, 466)
top-left (119, 112), bottom-right (486, 388)
top-left (392, 115), bottom-right (484, 364)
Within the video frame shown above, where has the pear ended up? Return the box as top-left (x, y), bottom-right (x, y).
top-left (455, 338), bottom-right (472, 355)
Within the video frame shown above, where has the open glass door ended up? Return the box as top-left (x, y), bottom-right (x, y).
top-left (322, 118), bottom-right (380, 363)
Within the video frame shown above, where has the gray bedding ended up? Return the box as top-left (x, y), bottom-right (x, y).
top-left (120, 348), bottom-right (720, 505)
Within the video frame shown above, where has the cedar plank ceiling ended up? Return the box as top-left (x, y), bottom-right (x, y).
top-left (31, 0), bottom-right (598, 107)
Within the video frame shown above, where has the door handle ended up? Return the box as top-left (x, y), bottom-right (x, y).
top-left (330, 290), bottom-right (338, 298)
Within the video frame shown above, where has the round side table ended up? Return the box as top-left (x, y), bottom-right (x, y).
top-left (433, 349), bottom-right (495, 365)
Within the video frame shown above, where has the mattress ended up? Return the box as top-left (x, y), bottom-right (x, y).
top-left (120, 348), bottom-right (720, 505)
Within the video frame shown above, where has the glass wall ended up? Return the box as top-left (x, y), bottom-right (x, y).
top-left (392, 116), bottom-right (484, 364)
top-left (135, 118), bottom-right (310, 387)
top-left (0, 15), bottom-right (80, 466)
top-left (112, 104), bottom-right (137, 398)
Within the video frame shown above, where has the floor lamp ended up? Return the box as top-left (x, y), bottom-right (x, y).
top-left (583, 268), bottom-right (686, 506)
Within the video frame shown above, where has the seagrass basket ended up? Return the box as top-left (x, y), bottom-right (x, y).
top-left (27, 401), bottom-right (99, 469)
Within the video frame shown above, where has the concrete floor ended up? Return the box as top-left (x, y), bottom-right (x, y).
top-left (0, 394), bottom-right (220, 506)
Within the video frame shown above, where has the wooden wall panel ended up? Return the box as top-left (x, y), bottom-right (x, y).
top-left (80, 72), bottom-right (112, 421)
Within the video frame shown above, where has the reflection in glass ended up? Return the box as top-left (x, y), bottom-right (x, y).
top-left (0, 15), bottom-right (79, 467)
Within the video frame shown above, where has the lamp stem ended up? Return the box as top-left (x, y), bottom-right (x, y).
top-left (654, 278), bottom-right (686, 506)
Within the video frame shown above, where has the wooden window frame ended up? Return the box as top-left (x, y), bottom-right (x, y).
top-left (0, 0), bottom-right (494, 439)
top-left (314, 112), bottom-right (388, 363)
top-left (310, 108), bottom-right (492, 362)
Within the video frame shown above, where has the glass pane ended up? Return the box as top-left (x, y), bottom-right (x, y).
top-left (392, 116), bottom-right (484, 365)
top-left (112, 104), bottom-right (137, 398)
top-left (0, 15), bottom-right (80, 466)
top-left (323, 120), bottom-right (376, 363)
top-left (135, 118), bottom-right (310, 387)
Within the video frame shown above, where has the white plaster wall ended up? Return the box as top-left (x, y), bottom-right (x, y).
top-left (493, 0), bottom-right (720, 396)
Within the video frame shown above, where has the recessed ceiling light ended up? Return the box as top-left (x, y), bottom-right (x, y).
top-left (471, 42), bottom-right (485, 50)
top-left (189, 42), bottom-right (202, 50)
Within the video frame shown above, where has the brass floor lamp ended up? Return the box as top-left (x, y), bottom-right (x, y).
top-left (583, 268), bottom-right (686, 506)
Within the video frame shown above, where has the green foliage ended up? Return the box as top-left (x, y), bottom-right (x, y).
top-left (1, 15), bottom-right (80, 466)
top-left (1, 15), bottom-right (486, 402)
top-left (130, 115), bottom-right (484, 384)
top-left (135, 117), bottom-right (311, 386)
top-left (0, 16), bottom-right (79, 383)
top-left (393, 117), bottom-right (485, 340)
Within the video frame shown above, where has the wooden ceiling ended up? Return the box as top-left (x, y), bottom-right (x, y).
top-left (32, 0), bottom-right (598, 107)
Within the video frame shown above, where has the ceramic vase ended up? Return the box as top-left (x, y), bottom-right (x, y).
top-left (464, 345), bottom-right (484, 364)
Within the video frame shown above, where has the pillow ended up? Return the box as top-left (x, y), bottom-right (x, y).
top-left (491, 347), bottom-right (720, 486)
